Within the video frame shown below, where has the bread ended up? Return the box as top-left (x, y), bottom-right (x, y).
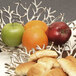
top-left (58, 58), bottom-right (76, 76)
top-left (29, 50), bottom-right (58, 61)
top-left (37, 57), bottom-right (60, 69)
top-left (27, 63), bottom-right (46, 76)
top-left (45, 68), bottom-right (67, 76)
top-left (15, 61), bottom-right (36, 75)
top-left (66, 56), bottom-right (76, 65)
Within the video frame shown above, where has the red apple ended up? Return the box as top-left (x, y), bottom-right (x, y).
top-left (46, 22), bottom-right (71, 45)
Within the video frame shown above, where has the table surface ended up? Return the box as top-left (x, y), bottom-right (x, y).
top-left (0, 0), bottom-right (76, 22)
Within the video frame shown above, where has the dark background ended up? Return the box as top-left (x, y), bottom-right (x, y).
top-left (0, 0), bottom-right (76, 23)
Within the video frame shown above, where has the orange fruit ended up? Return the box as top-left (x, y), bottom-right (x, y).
top-left (22, 28), bottom-right (48, 52)
top-left (24, 20), bottom-right (48, 32)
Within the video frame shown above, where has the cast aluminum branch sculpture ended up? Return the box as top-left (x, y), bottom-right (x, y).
top-left (0, 0), bottom-right (76, 75)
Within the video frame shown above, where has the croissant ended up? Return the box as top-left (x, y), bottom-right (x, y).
top-left (37, 57), bottom-right (60, 69)
top-left (45, 68), bottom-right (67, 76)
top-left (29, 49), bottom-right (58, 61)
top-left (27, 63), bottom-right (46, 76)
top-left (15, 61), bottom-right (36, 75)
top-left (58, 58), bottom-right (76, 76)
top-left (66, 56), bottom-right (76, 65)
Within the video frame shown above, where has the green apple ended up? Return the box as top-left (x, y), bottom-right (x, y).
top-left (1, 22), bottom-right (24, 47)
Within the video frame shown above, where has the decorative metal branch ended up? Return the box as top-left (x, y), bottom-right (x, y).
top-left (3, 6), bottom-right (14, 23)
top-left (63, 21), bottom-right (76, 57)
top-left (0, 0), bottom-right (58, 28)
top-left (0, 0), bottom-right (76, 75)
top-left (0, 10), bottom-right (6, 28)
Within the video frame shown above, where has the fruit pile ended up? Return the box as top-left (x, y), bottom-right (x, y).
top-left (1, 20), bottom-right (71, 52)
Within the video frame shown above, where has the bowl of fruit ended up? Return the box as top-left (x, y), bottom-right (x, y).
top-left (0, 0), bottom-right (76, 76)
